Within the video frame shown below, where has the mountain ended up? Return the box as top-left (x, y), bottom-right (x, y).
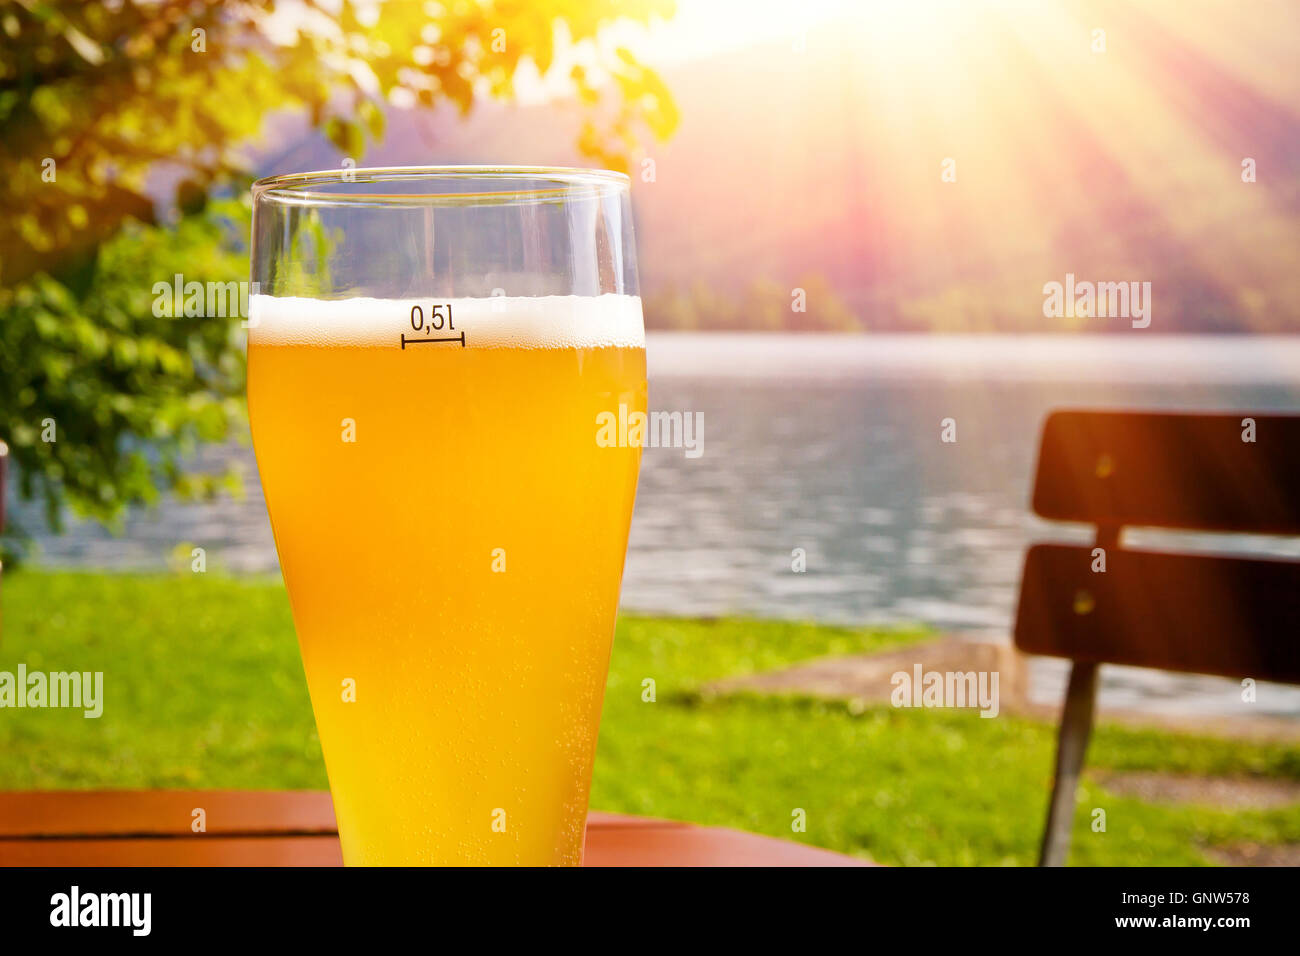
top-left (251, 1), bottom-right (1300, 332)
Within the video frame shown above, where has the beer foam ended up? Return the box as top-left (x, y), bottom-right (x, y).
top-left (248, 294), bottom-right (644, 349)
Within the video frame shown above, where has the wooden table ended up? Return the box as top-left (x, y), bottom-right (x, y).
top-left (0, 791), bottom-right (865, 866)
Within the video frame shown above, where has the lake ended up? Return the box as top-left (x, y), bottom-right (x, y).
top-left (11, 334), bottom-right (1300, 718)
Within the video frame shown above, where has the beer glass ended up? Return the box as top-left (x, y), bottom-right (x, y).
top-left (247, 167), bottom-right (645, 865)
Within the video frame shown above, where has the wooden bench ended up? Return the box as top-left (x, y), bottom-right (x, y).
top-left (1014, 410), bottom-right (1300, 866)
top-left (0, 791), bottom-right (865, 866)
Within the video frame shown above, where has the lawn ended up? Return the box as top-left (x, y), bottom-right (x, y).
top-left (1, 570), bottom-right (1297, 865)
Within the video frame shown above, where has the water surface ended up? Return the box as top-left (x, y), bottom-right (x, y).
top-left (12, 334), bottom-right (1300, 718)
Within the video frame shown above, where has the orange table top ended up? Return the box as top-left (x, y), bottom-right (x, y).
top-left (0, 790), bottom-right (866, 867)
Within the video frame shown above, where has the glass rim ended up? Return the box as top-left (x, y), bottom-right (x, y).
top-left (251, 165), bottom-right (630, 208)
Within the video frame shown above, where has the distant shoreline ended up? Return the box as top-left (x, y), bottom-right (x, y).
top-left (644, 332), bottom-right (1300, 385)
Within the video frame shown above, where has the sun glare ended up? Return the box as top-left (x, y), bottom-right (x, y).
top-left (642, 0), bottom-right (990, 65)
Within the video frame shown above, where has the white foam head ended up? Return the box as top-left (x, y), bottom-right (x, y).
top-left (248, 294), bottom-right (644, 349)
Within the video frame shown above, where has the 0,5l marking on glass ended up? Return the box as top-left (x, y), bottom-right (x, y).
top-left (401, 303), bottom-right (465, 348)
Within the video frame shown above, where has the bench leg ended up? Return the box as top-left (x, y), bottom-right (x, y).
top-left (1038, 660), bottom-right (1099, 867)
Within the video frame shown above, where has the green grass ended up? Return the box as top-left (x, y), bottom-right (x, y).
top-left (1, 570), bottom-right (1297, 865)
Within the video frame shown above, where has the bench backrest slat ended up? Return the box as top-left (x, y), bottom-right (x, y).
top-left (1014, 544), bottom-right (1300, 682)
top-left (1032, 411), bottom-right (1300, 533)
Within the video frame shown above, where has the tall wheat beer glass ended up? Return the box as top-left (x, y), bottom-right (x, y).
top-left (247, 168), bottom-right (645, 865)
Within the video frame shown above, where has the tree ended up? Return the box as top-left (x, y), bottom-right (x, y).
top-left (787, 273), bottom-right (860, 332)
top-left (0, 0), bottom-right (676, 557)
top-left (643, 276), bottom-right (860, 332)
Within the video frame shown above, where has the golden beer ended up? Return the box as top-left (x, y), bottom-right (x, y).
top-left (247, 294), bottom-right (645, 865)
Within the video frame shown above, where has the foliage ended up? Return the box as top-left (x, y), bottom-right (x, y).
top-left (0, 0), bottom-right (677, 285)
top-left (1, 199), bottom-right (251, 550)
top-left (0, 1), bottom-right (677, 550)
